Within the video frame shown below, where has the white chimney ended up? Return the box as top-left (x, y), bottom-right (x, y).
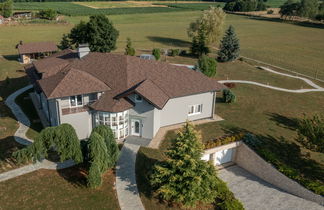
top-left (78, 44), bottom-right (90, 59)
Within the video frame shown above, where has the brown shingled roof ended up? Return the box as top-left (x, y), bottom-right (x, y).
top-left (29, 51), bottom-right (225, 111)
top-left (38, 68), bottom-right (110, 98)
top-left (90, 91), bottom-right (134, 112)
top-left (18, 42), bottom-right (58, 54)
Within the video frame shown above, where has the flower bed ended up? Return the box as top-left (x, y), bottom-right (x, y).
top-left (204, 133), bottom-right (245, 150)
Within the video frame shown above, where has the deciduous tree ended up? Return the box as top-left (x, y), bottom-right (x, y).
top-left (188, 7), bottom-right (226, 45)
top-left (68, 15), bottom-right (119, 52)
top-left (1, 0), bottom-right (13, 18)
top-left (191, 25), bottom-right (210, 57)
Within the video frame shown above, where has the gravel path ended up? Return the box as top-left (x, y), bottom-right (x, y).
top-left (219, 66), bottom-right (324, 93)
top-left (218, 165), bottom-right (324, 210)
top-left (1, 85), bottom-right (75, 182)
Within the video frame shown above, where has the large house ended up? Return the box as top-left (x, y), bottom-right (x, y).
top-left (25, 45), bottom-right (225, 140)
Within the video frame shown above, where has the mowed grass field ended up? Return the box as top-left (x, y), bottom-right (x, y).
top-left (1, 11), bottom-right (323, 79)
top-left (0, 167), bottom-right (120, 209)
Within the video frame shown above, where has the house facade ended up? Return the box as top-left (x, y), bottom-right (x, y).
top-left (25, 46), bottom-right (224, 140)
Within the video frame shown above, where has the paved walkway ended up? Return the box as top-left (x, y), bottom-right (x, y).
top-left (218, 66), bottom-right (324, 93)
top-left (116, 142), bottom-right (145, 210)
top-left (148, 114), bottom-right (224, 149)
top-left (1, 85), bottom-right (75, 182)
top-left (218, 165), bottom-right (324, 210)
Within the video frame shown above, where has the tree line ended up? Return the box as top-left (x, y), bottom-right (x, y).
top-left (280, 0), bottom-right (324, 21)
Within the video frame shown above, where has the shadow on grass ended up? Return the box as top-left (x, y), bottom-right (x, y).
top-left (2, 55), bottom-right (19, 62)
top-left (266, 112), bottom-right (299, 131)
top-left (147, 36), bottom-right (191, 48)
top-left (0, 136), bottom-right (26, 173)
top-left (135, 147), bottom-right (165, 200)
top-left (57, 163), bottom-right (89, 188)
top-left (247, 133), bottom-right (324, 194)
top-left (245, 15), bottom-right (324, 30)
top-left (221, 126), bottom-right (249, 135)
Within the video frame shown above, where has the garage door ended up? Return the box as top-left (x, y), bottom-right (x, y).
top-left (214, 148), bottom-right (235, 165)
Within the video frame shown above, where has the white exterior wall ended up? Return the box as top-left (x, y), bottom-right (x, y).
top-left (159, 92), bottom-right (215, 127)
top-left (128, 94), bottom-right (155, 139)
top-left (60, 111), bottom-right (92, 139)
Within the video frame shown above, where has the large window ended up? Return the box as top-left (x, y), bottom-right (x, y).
top-left (188, 104), bottom-right (203, 116)
top-left (95, 111), bottom-right (129, 139)
top-left (70, 95), bottom-right (83, 107)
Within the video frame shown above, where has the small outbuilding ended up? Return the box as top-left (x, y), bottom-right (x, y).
top-left (17, 41), bottom-right (58, 64)
top-left (0, 16), bottom-right (4, 24)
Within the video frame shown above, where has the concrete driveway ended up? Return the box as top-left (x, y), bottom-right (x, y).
top-left (218, 165), bottom-right (324, 210)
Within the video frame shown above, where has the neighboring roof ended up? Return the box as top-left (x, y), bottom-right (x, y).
top-left (18, 42), bottom-right (58, 54)
top-left (38, 68), bottom-right (110, 98)
top-left (29, 51), bottom-right (225, 111)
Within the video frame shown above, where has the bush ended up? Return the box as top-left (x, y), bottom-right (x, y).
top-left (223, 89), bottom-right (236, 103)
top-left (152, 48), bottom-right (161, 60)
top-left (223, 82), bottom-right (236, 89)
top-left (204, 133), bottom-right (245, 149)
top-left (124, 37), bottom-right (135, 56)
top-left (13, 124), bottom-right (83, 164)
top-left (37, 9), bottom-right (57, 20)
top-left (196, 55), bottom-right (217, 77)
top-left (169, 49), bottom-right (180, 57)
top-left (297, 114), bottom-right (324, 152)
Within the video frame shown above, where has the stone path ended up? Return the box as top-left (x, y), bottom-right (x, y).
top-left (218, 165), bottom-right (324, 210)
top-left (1, 85), bottom-right (75, 182)
top-left (115, 143), bottom-right (145, 210)
top-left (218, 66), bottom-right (324, 93)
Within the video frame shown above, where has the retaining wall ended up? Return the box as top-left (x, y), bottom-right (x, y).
top-left (234, 143), bottom-right (324, 205)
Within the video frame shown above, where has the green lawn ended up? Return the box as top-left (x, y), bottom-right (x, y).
top-left (1, 11), bottom-right (323, 79)
top-left (0, 58), bottom-right (30, 173)
top-left (0, 166), bottom-right (120, 209)
top-left (160, 83), bottom-right (324, 194)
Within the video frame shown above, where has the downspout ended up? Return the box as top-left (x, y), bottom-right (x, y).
top-left (211, 91), bottom-right (216, 120)
top-left (56, 100), bottom-right (61, 126)
top-left (47, 100), bottom-right (52, 126)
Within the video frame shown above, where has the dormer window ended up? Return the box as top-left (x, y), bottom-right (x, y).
top-left (70, 95), bottom-right (83, 107)
top-left (135, 94), bottom-right (143, 102)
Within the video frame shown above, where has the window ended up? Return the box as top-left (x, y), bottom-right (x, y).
top-left (95, 111), bottom-right (129, 139)
top-left (188, 104), bottom-right (203, 116)
top-left (135, 94), bottom-right (143, 102)
top-left (70, 95), bottom-right (83, 107)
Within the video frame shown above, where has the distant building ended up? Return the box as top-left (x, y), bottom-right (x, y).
top-left (13, 11), bottom-right (32, 19)
top-left (0, 16), bottom-right (4, 24)
top-left (17, 41), bottom-right (58, 64)
top-left (139, 54), bottom-right (155, 60)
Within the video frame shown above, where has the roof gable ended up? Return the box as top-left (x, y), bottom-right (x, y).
top-left (38, 68), bottom-right (110, 98)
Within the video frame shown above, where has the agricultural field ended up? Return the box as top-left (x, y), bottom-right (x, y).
top-left (13, 2), bottom-right (223, 16)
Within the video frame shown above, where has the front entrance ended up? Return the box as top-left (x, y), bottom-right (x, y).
top-left (131, 119), bottom-right (141, 136)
